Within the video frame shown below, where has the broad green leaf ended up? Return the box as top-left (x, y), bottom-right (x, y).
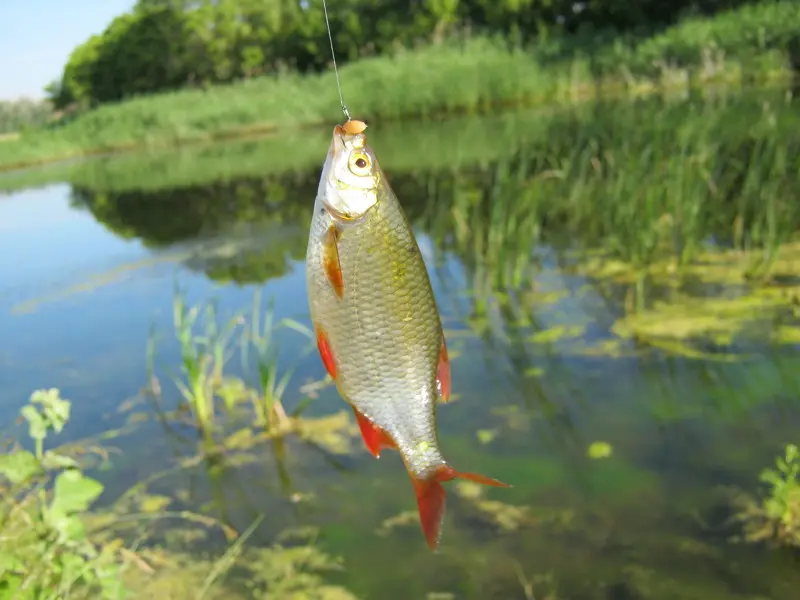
top-left (41, 451), bottom-right (80, 471)
top-left (0, 575), bottom-right (22, 600)
top-left (760, 470), bottom-right (781, 486)
top-left (47, 508), bottom-right (89, 542)
top-left (20, 405), bottom-right (47, 442)
top-left (0, 552), bottom-right (23, 573)
top-left (51, 470), bottom-right (104, 515)
top-left (59, 552), bottom-right (87, 584)
top-left (99, 567), bottom-right (127, 600)
top-left (0, 450), bottom-right (42, 483)
top-left (31, 388), bottom-right (71, 433)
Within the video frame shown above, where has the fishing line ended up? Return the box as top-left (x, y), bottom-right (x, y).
top-left (321, 0), bottom-right (351, 121)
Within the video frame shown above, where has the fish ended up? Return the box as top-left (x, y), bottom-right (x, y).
top-left (305, 119), bottom-right (510, 551)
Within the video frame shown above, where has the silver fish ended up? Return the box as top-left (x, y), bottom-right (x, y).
top-left (305, 120), bottom-right (509, 550)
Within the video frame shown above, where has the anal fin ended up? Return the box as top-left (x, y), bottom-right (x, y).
top-left (436, 336), bottom-right (451, 403)
top-left (315, 326), bottom-right (337, 379)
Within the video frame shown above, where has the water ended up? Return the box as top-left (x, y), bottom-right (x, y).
top-left (1, 89), bottom-right (799, 599)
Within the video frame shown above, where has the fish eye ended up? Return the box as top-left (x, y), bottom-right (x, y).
top-left (348, 152), bottom-right (371, 176)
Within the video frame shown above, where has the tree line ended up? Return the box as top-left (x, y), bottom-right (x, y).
top-left (51, 0), bottom-right (755, 109)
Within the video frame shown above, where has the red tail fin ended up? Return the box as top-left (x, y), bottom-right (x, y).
top-left (411, 465), bottom-right (510, 551)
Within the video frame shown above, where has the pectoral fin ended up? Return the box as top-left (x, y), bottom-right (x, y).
top-left (322, 225), bottom-right (344, 299)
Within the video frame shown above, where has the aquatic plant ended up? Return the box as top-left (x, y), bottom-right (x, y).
top-left (117, 524), bottom-right (358, 600)
top-left (163, 288), bottom-right (349, 454)
top-left (0, 389), bottom-right (126, 599)
top-left (240, 291), bottom-right (297, 432)
top-left (733, 443), bottom-right (800, 548)
top-left (0, 387), bottom-right (361, 599)
top-left (171, 291), bottom-right (243, 445)
top-left (578, 240), bottom-right (800, 358)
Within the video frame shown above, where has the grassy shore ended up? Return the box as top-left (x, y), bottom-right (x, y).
top-left (0, 1), bottom-right (797, 173)
top-left (2, 87), bottom-right (797, 196)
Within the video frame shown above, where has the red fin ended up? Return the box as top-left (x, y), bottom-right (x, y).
top-left (412, 475), bottom-right (448, 551)
top-left (412, 465), bottom-right (510, 551)
top-left (315, 327), bottom-right (337, 379)
top-left (322, 225), bottom-right (344, 299)
top-left (436, 336), bottom-right (451, 402)
top-left (352, 407), bottom-right (396, 458)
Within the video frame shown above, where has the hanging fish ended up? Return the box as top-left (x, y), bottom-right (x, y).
top-left (305, 119), bottom-right (509, 551)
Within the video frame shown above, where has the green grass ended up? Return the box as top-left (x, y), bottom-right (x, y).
top-left (0, 0), bottom-right (797, 172)
top-left (2, 85), bottom-right (797, 196)
top-left (0, 390), bottom-right (361, 599)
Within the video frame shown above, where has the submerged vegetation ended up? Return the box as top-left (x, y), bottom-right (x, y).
top-left (152, 288), bottom-right (352, 456)
top-left (734, 444), bottom-right (800, 548)
top-left (1, 1), bottom-right (798, 171)
top-left (0, 321), bottom-right (361, 597)
top-left (3, 325), bottom-right (796, 598)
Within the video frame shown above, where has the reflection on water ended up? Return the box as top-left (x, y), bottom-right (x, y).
top-left (1, 89), bottom-right (799, 598)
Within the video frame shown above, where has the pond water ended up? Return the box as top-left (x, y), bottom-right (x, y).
top-left (1, 87), bottom-right (799, 599)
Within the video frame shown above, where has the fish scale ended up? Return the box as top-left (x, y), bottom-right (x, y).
top-left (305, 121), bottom-right (509, 551)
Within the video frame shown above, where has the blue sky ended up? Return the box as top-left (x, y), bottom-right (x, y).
top-left (0, 0), bottom-right (135, 100)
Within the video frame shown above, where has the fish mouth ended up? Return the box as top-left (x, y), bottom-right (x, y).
top-left (332, 122), bottom-right (368, 156)
top-left (331, 124), bottom-right (348, 155)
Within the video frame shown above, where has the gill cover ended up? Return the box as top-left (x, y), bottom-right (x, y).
top-left (321, 122), bottom-right (380, 220)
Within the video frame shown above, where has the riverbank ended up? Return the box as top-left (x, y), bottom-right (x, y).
top-left (2, 87), bottom-right (797, 197)
top-left (0, 1), bottom-right (796, 173)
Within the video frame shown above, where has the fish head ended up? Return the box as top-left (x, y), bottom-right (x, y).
top-left (319, 122), bottom-right (381, 221)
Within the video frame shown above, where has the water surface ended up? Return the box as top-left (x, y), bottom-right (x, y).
top-left (1, 88), bottom-right (799, 599)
